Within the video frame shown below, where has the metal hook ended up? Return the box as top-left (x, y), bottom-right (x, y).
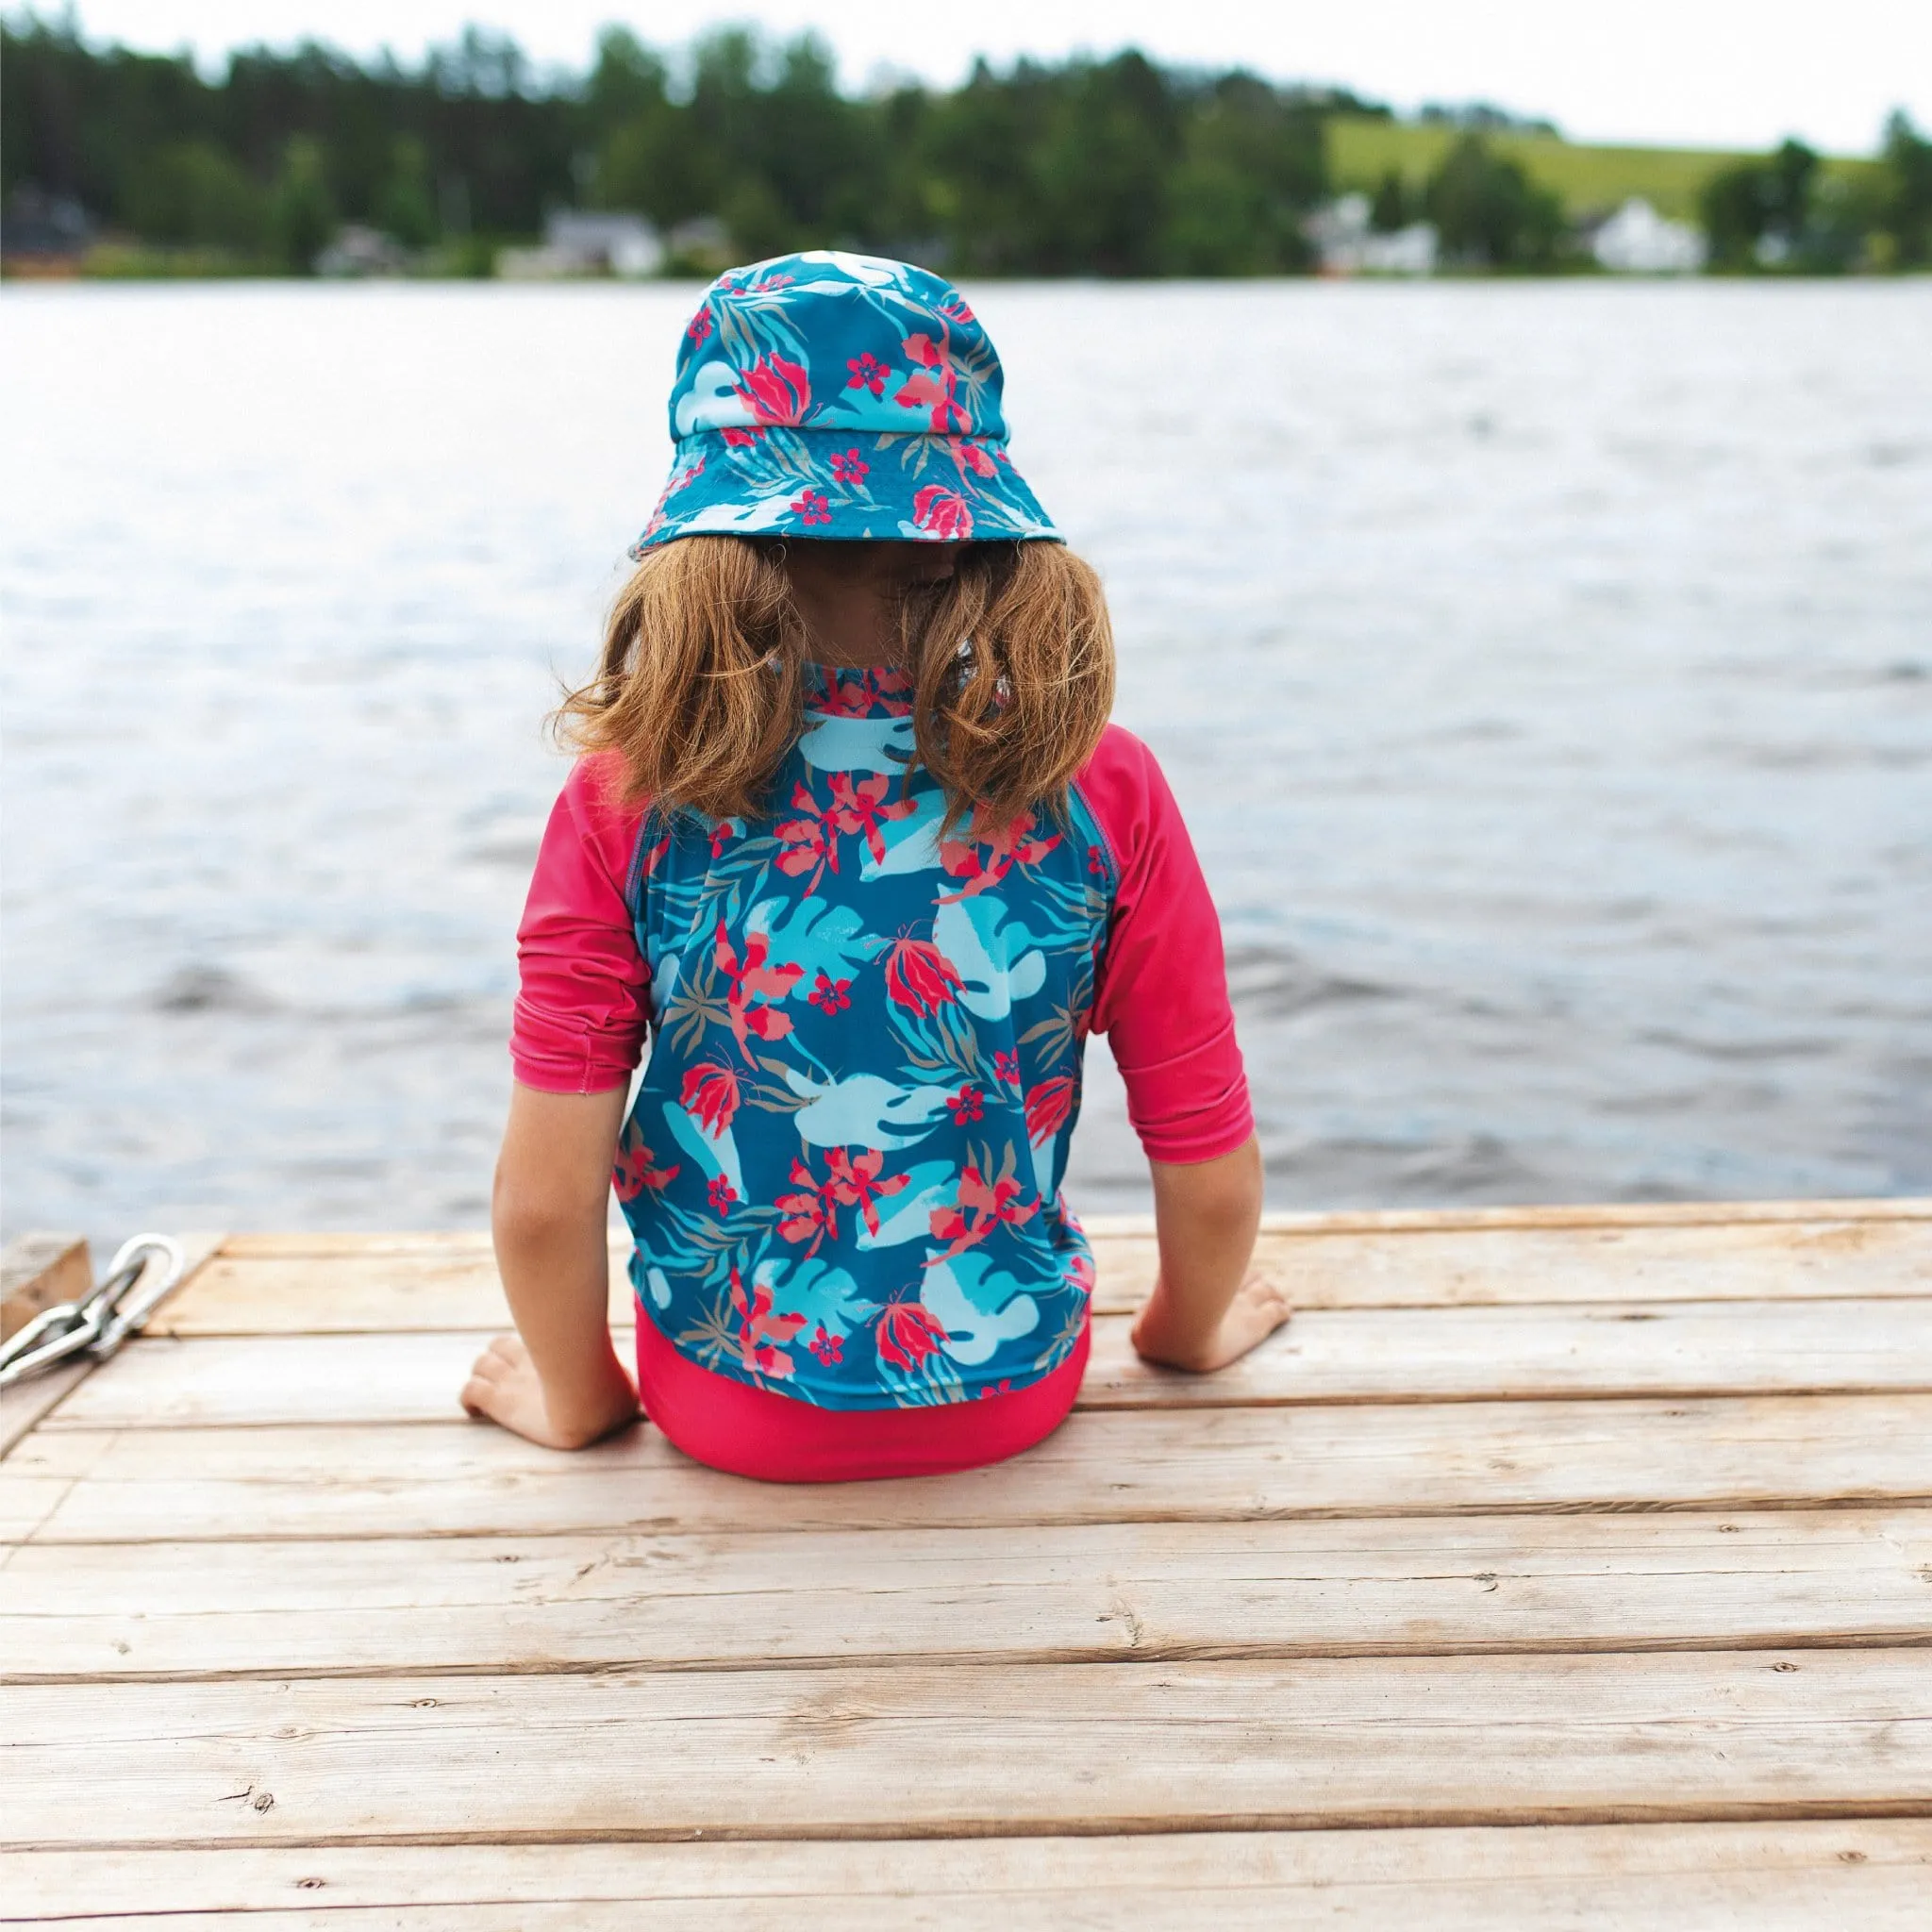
top-left (0, 1235), bottom-right (187, 1389)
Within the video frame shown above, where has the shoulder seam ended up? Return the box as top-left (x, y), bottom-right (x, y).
top-left (1067, 772), bottom-right (1124, 896)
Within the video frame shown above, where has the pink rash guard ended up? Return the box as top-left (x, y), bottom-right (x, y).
top-left (512, 721), bottom-right (1252, 1481)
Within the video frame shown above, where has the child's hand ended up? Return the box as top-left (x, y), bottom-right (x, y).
top-left (460, 1332), bottom-right (639, 1450)
top-left (1130, 1271), bottom-right (1291, 1374)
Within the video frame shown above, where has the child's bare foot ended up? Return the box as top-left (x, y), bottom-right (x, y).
top-left (1131, 1272), bottom-right (1291, 1374)
top-left (460, 1333), bottom-right (638, 1450)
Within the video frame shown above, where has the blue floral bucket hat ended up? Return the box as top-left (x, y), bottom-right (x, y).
top-left (631, 251), bottom-right (1061, 554)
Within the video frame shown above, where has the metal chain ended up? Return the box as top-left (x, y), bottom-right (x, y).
top-left (0, 1235), bottom-right (187, 1390)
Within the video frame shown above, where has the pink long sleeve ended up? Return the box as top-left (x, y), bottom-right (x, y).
top-left (1074, 724), bottom-right (1254, 1164)
top-left (510, 754), bottom-right (652, 1093)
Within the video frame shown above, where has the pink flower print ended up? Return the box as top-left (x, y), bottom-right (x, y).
top-left (707, 1174), bottom-right (738, 1215)
top-left (829, 447), bottom-right (870, 485)
top-left (1024, 1074), bottom-right (1076, 1147)
top-left (927, 1158), bottom-right (1038, 1262)
top-left (876, 1297), bottom-right (949, 1373)
top-left (686, 305), bottom-right (713, 343)
top-left (945, 435), bottom-right (999, 480)
top-left (1065, 1242), bottom-right (1095, 1296)
top-left (885, 936), bottom-right (963, 1016)
top-left (612, 1128), bottom-right (679, 1201)
top-left (994, 1050), bottom-right (1021, 1085)
top-left (710, 819), bottom-right (737, 859)
top-left (823, 669), bottom-right (874, 716)
top-left (808, 1324), bottom-right (843, 1365)
top-left (871, 665), bottom-right (914, 713)
top-left (721, 425), bottom-right (763, 448)
top-left (680, 1061), bottom-right (741, 1136)
top-left (775, 1155), bottom-right (834, 1255)
top-left (713, 918), bottom-right (804, 1060)
top-left (947, 1085), bottom-right (984, 1124)
top-left (791, 490), bottom-right (832, 525)
top-left (893, 332), bottom-right (970, 434)
top-left (827, 771), bottom-right (917, 864)
top-left (728, 1265), bottom-right (807, 1380)
top-left (845, 351), bottom-right (889, 397)
top-left (808, 971), bottom-right (852, 1014)
top-left (774, 779), bottom-right (839, 893)
top-left (911, 484), bottom-right (974, 541)
top-left (824, 1146), bottom-right (910, 1239)
top-left (976, 1379), bottom-right (1013, 1401)
top-left (823, 668), bottom-right (910, 718)
top-left (734, 354), bottom-right (810, 425)
top-left (937, 812), bottom-right (1060, 903)
top-left (937, 293), bottom-right (976, 325)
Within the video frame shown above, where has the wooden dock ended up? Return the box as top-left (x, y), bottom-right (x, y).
top-left (5, 1201), bottom-right (1931, 1926)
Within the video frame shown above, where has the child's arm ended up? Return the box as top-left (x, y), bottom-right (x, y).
top-left (462, 1082), bottom-right (638, 1450)
top-left (1129, 1133), bottom-right (1286, 1373)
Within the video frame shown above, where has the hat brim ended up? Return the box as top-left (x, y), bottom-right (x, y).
top-left (630, 426), bottom-right (1061, 556)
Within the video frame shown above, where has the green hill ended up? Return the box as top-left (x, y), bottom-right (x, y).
top-left (1326, 117), bottom-right (1878, 221)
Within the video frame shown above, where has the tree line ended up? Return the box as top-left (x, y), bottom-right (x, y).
top-left (3, 16), bottom-right (1928, 275)
top-left (1701, 125), bottom-right (1931, 272)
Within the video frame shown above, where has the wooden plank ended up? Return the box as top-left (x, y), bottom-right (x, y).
top-left (154, 1219), bottom-right (1932, 1335)
top-left (213, 1198), bottom-right (1932, 1257)
top-left (4, 1509), bottom-right (1926, 1682)
top-left (12, 1824), bottom-right (1931, 1923)
top-left (1089, 1298), bottom-right (1932, 1406)
top-left (0, 1472), bottom-right (78, 1543)
top-left (8, 1396), bottom-right (1930, 1542)
top-left (7, 1651), bottom-right (1929, 1847)
top-left (45, 1298), bottom-right (1932, 1432)
top-left (1, 1230), bottom-right (90, 1341)
top-left (25, 1866), bottom-right (1932, 1929)
top-left (39, 1870), bottom-right (1932, 1932)
top-left (0, 1355), bottom-right (95, 1458)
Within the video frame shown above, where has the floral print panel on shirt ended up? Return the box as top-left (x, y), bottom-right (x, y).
top-left (617, 667), bottom-right (1114, 1410)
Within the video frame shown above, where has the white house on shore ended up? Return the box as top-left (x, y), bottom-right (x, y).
top-left (499, 210), bottom-right (664, 279)
top-left (1306, 193), bottom-right (1440, 275)
top-left (1590, 198), bottom-right (1707, 274)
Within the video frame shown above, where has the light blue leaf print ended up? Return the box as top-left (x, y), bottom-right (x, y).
top-left (746, 896), bottom-right (885, 988)
top-left (645, 1265), bottom-right (673, 1311)
top-left (752, 1256), bottom-right (873, 1339)
top-left (792, 248), bottom-right (907, 291)
top-left (646, 952), bottom-right (681, 1012)
top-left (658, 1099), bottom-right (745, 1198)
top-left (855, 1158), bottom-right (955, 1249)
top-left (922, 1253), bottom-right (1040, 1366)
top-left (797, 713), bottom-right (915, 777)
top-left (859, 788), bottom-right (945, 879)
top-left (934, 893), bottom-right (1046, 1022)
top-left (783, 1069), bottom-right (952, 1151)
top-left (678, 493), bottom-right (801, 537)
top-left (675, 359), bottom-right (755, 437)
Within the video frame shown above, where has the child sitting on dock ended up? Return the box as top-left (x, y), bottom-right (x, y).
top-left (463, 253), bottom-right (1285, 1480)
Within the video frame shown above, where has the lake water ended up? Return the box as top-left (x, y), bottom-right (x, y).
top-left (4, 279), bottom-right (1929, 1243)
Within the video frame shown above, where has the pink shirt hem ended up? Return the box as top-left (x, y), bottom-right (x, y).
top-left (634, 1307), bottom-right (1091, 1483)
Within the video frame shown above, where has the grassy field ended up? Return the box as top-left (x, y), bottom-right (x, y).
top-left (1326, 118), bottom-right (1877, 220)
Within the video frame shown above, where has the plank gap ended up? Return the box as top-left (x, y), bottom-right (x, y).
top-left (9, 1627), bottom-right (1932, 1690)
top-left (27, 1802), bottom-right (1932, 1857)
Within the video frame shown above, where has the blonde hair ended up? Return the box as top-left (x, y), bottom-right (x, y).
top-left (557, 537), bottom-right (1115, 833)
